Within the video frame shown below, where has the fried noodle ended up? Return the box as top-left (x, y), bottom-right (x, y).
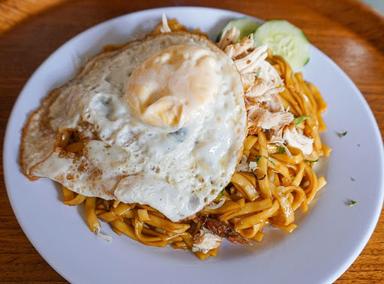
top-left (60, 19), bottom-right (330, 260)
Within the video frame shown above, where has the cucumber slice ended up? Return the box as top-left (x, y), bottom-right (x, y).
top-left (219, 18), bottom-right (260, 41)
top-left (253, 20), bottom-right (310, 69)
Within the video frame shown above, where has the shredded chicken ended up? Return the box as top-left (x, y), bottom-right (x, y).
top-left (249, 161), bottom-right (257, 171)
top-left (218, 26), bottom-right (314, 156)
top-left (236, 155), bottom-right (258, 172)
top-left (160, 14), bottom-right (171, 33)
top-left (246, 78), bottom-right (277, 98)
top-left (269, 126), bottom-right (283, 142)
top-left (241, 72), bottom-right (258, 91)
top-left (236, 155), bottom-right (250, 172)
top-left (257, 61), bottom-right (284, 90)
top-left (248, 107), bottom-right (294, 131)
top-left (234, 45), bottom-right (268, 74)
top-left (262, 93), bottom-right (284, 112)
top-left (244, 62), bottom-right (284, 109)
top-left (217, 27), bottom-right (240, 49)
top-left (283, 126), bottom-right (313, 155)
top-left (224, 35), bottom-right (254, 58)
top-left (205, 197), bottom-right (226, 210)
top-left (245, 81), bottom-right (284, 112)
top-left (192, 228), bottom-right (222, 253)
top-left (221, 34), bottom-right (288, 132)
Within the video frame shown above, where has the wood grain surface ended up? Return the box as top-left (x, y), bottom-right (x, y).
top-left (0, 0), bottom-right (383, 283)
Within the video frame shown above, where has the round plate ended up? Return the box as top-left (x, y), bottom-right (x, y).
top-left (3, 7), bottom-right (384, 284)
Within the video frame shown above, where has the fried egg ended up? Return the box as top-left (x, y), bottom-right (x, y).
top-left (20, 32), bottom-right (247, 222)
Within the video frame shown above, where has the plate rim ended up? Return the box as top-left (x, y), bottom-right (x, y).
top-left (2, 6), bottom-right (384, 284)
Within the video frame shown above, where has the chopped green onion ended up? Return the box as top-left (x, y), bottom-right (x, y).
top-left (277, 146), bottom-right (286, 154)
top-left (216, 190), bottom-right (225, 201)
top-left (345, 199), bottom-right (357, 207)
top-left (255, 155), bottom-right (275, 165)
top-left (305, 158), bottom-right (319, 164)
top-left (294, 115), bottom-right (310, 125)
top-left (267, 157), bottom-right (276, 165)
top-left (336, 131), bottom-right (348, 137)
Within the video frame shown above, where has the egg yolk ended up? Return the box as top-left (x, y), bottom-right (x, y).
top-left (125, 44), bottom-right (220, 129)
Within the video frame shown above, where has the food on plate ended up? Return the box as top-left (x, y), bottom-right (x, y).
top-left (20, 15), bottom-right (330, 259)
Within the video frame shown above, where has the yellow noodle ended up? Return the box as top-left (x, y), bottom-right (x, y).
top-left (231, 172), bottom-right (258, 201)
top-left (238, 223), bottom-right (262, 239)
top-left (257, 131), bottom-right (272, 199)
top-left (137, 209), bottom-right (150, 222)
top-left (219, 199), bottom-right (272, 221)
top-left (64, 193), bottom-right (86, 206)
top-left (61, 186), bottom-right (74, 202)
top-left (133, 219), bottom-right (165, 245)
top-left (202, 199), bottom-right (241, 215)
top-left (271, 188), bottom-right (294, 226)
top-left (235, 200), bottom-right (280, 230)
top-left (84, 197), bottom-right (100, 233)
top-left (292, 163), bottom-right (305, 186)
top-left (145, 212), bottom-right (190, 234)
top-left (111, 219), bottom-right (137, 240)
top-left (243, 135), bottom-right (258, 158)
top-left (254, 231), bottom-right (264, 242)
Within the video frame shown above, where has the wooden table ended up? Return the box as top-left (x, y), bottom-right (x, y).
top-left (0, 0), bottom-right (383, 282)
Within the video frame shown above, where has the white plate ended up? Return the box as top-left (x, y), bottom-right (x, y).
top-left (3, 7), bottom-right (384, 284)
